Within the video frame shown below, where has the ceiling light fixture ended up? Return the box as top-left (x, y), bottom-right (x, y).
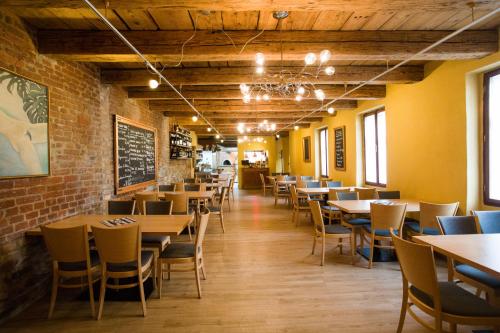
top-left (327, 107), bottom-right (335, 114)
top-left (294, 125), bottom-right (299, 130)
top-left (192, 115), bottom-right (198, 122)
top-left (207, 127), bottom-right (212, 132)
top-left (149, 78), bottom-right (159, 89)
top-left (215, 134), bottom-right (220, 139)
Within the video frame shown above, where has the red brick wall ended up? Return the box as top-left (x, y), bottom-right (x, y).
top-left (0, 10), bottom-right (191, 320)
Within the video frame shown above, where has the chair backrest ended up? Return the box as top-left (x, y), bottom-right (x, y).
top-left (301, 175), bottom-right (313, 181)
top-left (276, 175), bottom-right (286, 181)
top-left (285, 175), bottom-right (297, 181)
top-left (92, 224), bottom-right (140, 264)
top-left (308, 200), bottom-right (325, 234)
top-left (306, 181), bottom-right (321, 188)
top-left (296, 178), bottom-right (306, 189)
top-left (356, 188), bottom-right (377, 199)
top-left (145, 200), bottom-right (173, 215)
top-left (290, 185), bottom-right (299, 207)
top-left (174, 181), bottom-right (184, 192)
top-left (377, 190), bottom-right (401, 199)
top-left (195, 208), bottom-right (211, 258)
top-left (325, 181), bottom-right (342, 188)
top-left (228, 178), bottom-right (235, 190)
top-left (164, 192), bottom-right (188, 214)
top-left (259, 173), bottom-right (266, 186)
top-left (108, 200), bottom-right (135, 215)
top-left (158, 184), bottom-right (175, 192)
top-left (370, 202), bottom-right (407, 233)
top-left (184, 178), bottom-right (196, 183)
top-left (391, 230), bottom-right (439, 300)
top-left (184, 184), bottom-right (201, 191)
top-left (328, 188), bottom-right (350, 201)
top-left (437, 216), bottom-right (479, 235)
top-left (135, 193), bottom-right (158, 215)
top-left (472, 210), bottom-right (500, 234)
top-left (336, 191), bottom-right (359, 201)
top-left (419, 202), bottom-right (459, 231)
top-left (41, 224), bottom-right (89, 264)
top-left (198, 183), bottom-right (207, 191)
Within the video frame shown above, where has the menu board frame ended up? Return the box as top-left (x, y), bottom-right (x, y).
top-left (114, 115), bottom-right (158, 194)
top-left (334, 126), bottom-right (346, 171)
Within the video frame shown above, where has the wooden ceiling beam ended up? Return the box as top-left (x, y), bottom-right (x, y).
top-left (101, 66), bottom-right (424, 86)
top-left (37, 30), bottom-right (498, 62)
top-left (2, 0), bottom-right (498, 11)
top-left (164, 111), bottom-right (334, 118)
top-left (150, 99), bottom-right (357, 111)
top-left (129, 84), bottom-right (385, 100)
top-left (180, 118), bottom-right (323, 125)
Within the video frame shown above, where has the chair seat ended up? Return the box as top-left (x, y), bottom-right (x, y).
top-left (160, 243), bottom-right (195, 259)
top-left (406, 221), bottom-right (440, 235)
top-left (362, 225), bottom-right (398, 236)
top-left (106, 250), bottom-right (154, 272)
top-left (321, 205), bottom-right (340, 212)
top-left (324, 224), bottom-right (351, 235)
top-left (344, 218), bottom-right (371, 226)
top-left (59, 250), bottom-right (100, 271)
top-left (410, 282), bottom-right (500, 317)
top-left (141, 235), bottom-right (170, 249)
top-left (456, 264), bottom-right (500, 288)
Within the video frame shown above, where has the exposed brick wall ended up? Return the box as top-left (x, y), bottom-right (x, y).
top-left (0, 10), bottom-right (191, 321)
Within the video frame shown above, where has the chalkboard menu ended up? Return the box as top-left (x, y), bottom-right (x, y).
top-left (334, 126), bottom-right (346, 171)
top-left (114, 115), bottom-right (157, 194)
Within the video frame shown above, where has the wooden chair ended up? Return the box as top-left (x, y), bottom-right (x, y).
top-left (285, 175), bottom-right (297, 181)
top-left (259, 173), bottom-right (273, 196)
top-left (164, 192), bottom-right (195, 240)
top-left (390, 230), bottom-right (500, 333)
top-left (108, 200), bottom-right (136, 215)
top-left (337, 192), bottom-right (370, 252)
top-left (406, 202), bottom-right (459, 236)
top-left (360, 202), bottom-right (407, 269)
top-left (309, 200), bottom-right (355, 266)
top-left (41, 224), bottom-right (100, 319)
top-left (301, 175), bottom-right (314, 181)
top-left (290, 185), bottom-right (310, 227)
top-left (145, 201), bottom-right (173, 215)
top-left (321, 188), bottom-right (349, 225)
top-left (228, 177), bottom-right (235, 203)
top-left (472, 210), bottom-right (500, 234)
top-left (377, 190), bottom-right (401, 199)
top-left (355, 187), bottom-right (377, 199)
top-left (272, 178), bottom-right (290, 206)
top-left (305, 181), bottom-right (321, 188)
top-left (157, 208), bottom-right (210, 299)
top-left (174, 181), bottom-right (184, 192)
top-left (158, 184), bottom-right (175, 192)
top-left (437, 216), bottom-right (500, 306)
top-left (135, 193), bottom-right (158, 215)
top-left (142, 201), bottom-right (172, 264)
top-left (92, 224), bottom-right (154, 320)
top-left (208, 187), bottom-right (227, 233)
top-left (184, 184), bottom-right (201, 191)
top-left (184, 178), bottom-right (196, 183)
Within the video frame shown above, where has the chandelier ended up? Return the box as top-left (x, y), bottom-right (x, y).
top-left (239, 11), bottom-right (336, 105)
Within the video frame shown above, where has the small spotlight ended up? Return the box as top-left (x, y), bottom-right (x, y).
top-left (262, 94), bottom-right (270, 101)
top-left (325, 66), bottom-right (335, 76)
top-left (276, 134), bottom-right (280, 139)
top-left (215, 134), bottom-right (220, 139)
top-left (207, 128), bottom-right (212, 132)
top-left (256, 66), bottom-right (264, 75)
top-left (314, 89), bottom-right (325, 101)
top-left (304, 52), bottom-right (316, 65)
top-left (319, 49), bottom-right (331, 63)
top-left (327, 107), bottom-right (335, 114)
top-left (149, 79), bottom-right (159, 89)
top-left (297, 86), bottom-right (305, 95)
top-left (220, 139), bottom-right (224, 143)
top-left (295, 95), bottom-right (303, 102)
top-left (255, 52), bottom-right (265, 66)
top-left (294, 125), bottom-right (299, 130)
top-left (192, 115), bottom-right (198, 122)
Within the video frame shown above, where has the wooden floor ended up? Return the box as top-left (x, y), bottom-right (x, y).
top-left (2, 190), bottom-right (482, 332)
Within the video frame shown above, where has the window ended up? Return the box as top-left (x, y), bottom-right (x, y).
top-left (484, 68), bottom-right (500, 206)
top-left (319, 127), bottom-right (328, 177)
top-left (363, 109), bottom-right (387, 186)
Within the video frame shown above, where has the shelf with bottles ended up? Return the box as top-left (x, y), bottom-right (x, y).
top-left (170, 146), bottom-right (193, 160)
top-left (169, 125), bottom-right (192, 151)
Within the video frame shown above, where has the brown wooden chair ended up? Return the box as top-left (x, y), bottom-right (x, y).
top-left (390, 230), bottom-right (500, 333)
top-left (108, 200), bottom-right (136, 215)
top-left (208, 187), bottom-right (227, 233)
top-left (272, 178), bottom-right (290, 206)
top-left (135, 192), bottom-right (158, 215)
top-left (360, 202), bottom-right (407, 269)
top-left (143, 201), bottom-right (172, 258)
top-left (321, 188), bottom-right (350, 225)
top-left (309, 200), bottom-right (355, 266)
top-left (174, 181), bottom-right (184, 192)
top-left (406, 202), bottom-right (459, 236)
top-left (92, 224), bottom-right (155, 320)
top-left (158, 184), bottom-right (176, 192)
top-left (290, 185), bottom-right (310, 227)
top-left (41, 224), bottom-right (100, 319)
top-left (355, 187), bottom-right (377, 199)
top-left (157, 208), bottom-right (210, 299)
top-left (164, 192), bottom-right (195, 240)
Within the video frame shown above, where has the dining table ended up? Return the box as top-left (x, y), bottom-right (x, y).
top-left (297, 186), bottom-right (358, 196)
top-left (140, 190), bottom-right (215, 200)
top-left (327, 199), bottom-right (421, 214)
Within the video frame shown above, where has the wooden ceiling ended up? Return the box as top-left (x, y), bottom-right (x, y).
top-left (3, 1), bottom-right (499, 139)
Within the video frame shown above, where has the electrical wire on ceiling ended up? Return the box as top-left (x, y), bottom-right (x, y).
top-left (83, 0), bottom-right (224, 138)
top-left (274, 6), bottom-right (500, 135)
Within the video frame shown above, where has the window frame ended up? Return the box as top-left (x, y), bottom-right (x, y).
top-left (318, 127), bottom-right (329, 178)
top-left (362, 108), bottom-right (387, 187)
top-left (483, 68), bottom-right (500, 207)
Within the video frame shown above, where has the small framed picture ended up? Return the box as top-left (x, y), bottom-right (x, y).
top-left (303, 136), bottom-right (311, 162)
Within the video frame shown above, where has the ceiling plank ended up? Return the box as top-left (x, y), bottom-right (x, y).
top-left (182, 119), bottom-right (322, 125)
top-left (164, 111), bottom-right (335, 118)
top-left (3, 1), bottom-right (498, 11)
top-left (128, 84), bottom-right (386, 100)
top-left (36, 30), bottom-right (498, 62)
top-left (101, 65), bottom-right (423, 86)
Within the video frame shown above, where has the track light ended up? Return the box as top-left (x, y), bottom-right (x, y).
top-left (149, 79), bottom-right (159, 89)
top-left (207, 127), bottom-right (212, 132)
top-left (327, 107), bottom-right (335, 114)
top-left (192, 115), bottom-right (198, 122)
top-left (294, 125), bottom-right (299, 130)
top-left (319, 50), bottom-right (331, 63)
top-left (215, 134), bottom-right (220, 139)
top-left (325, 66), bottom-right (335, 76)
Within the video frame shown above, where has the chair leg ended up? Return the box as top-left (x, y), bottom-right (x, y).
top-left (200, 259), bottom-right (207, 280)
top-left (321, 237), bottom-right (326, 266)
top-left (187, 221), bottom-right (192, 240)
top-left (97, 269), bottom-right (107, 320)
top-left (167, 263), bottom-right (171, 280)
top-left (195, 262), bottom-right (202, 298)
top-left (138, 272), bottom-right (147, 317)
top-left (157, 259), bottom-right (163, 299)
top-left (350, 234), bottom-right (355, 265)
top-left (396, 288), bottom-right (408, 333)
top-left (368, 236), bottom-right (375, 269)
top-left (48, 270), bottom-right (59, 319)
top-left (449, 323), bottom-right (457, 333)
top-left (87, 270), bottom-right (96, 318)
top-left (312, 235), bottom-right (317, 255)
top-left (339, 238), bottom-right (343, 255)
top-left (219, 213), bottom-right (225, 233)
top-left (435, 315), bottom-right (443, 333)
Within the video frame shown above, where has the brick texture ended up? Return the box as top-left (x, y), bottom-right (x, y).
top-left (0, 9), bottom-right (191, 321)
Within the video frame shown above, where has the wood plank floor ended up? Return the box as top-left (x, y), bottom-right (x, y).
top-left (2, 190), bottom-right (483, 332)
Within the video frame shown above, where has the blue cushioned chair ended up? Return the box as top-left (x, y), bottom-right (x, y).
top-left (285, 175), bottom-right (297, 181)
top-left (472, 210), bottom-right (500, 234)
top-left (377, 190), bottom-right (400, 199)
top-left (325, 180), bottom-right (342, 188)
top-left (406, 202), bottom-right (459, 236)
top-left (305, 181), bottom-right (321, 188)
top-left (437, 215), bottom-right (500, 304)
top-left (301, 176), bottom-right (314, 181)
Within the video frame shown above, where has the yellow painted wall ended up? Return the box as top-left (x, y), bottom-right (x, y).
top-left (288, 51), bottom-right (500, 212)
top-left (237, 136), bottom-right (276, 188)
top-left (275, 136), bottom-right (290, 173)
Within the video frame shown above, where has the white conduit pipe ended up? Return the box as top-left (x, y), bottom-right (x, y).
top-left (83, 0), bottom-right (224, 138)
top-left (275, 7), bottom-right (500, 134)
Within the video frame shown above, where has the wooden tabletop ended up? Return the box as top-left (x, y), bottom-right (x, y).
top-left (139, 190), bottom-right (215, 200)
top-left (414, 234), bottom-right (500, 279)
top-left (26, 214), bottom-right (193, 236)
top-left (297, 187), bottom-right (355, 195)
top-left (327, 199), bottom-right (420, 214)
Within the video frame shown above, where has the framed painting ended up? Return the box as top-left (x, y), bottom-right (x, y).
top-left (0, 68), bottom-right (49, 178)
top-left (303, 136), bottom-right (311, 162)
top-left (334, 126), bottom-right (346, 171)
